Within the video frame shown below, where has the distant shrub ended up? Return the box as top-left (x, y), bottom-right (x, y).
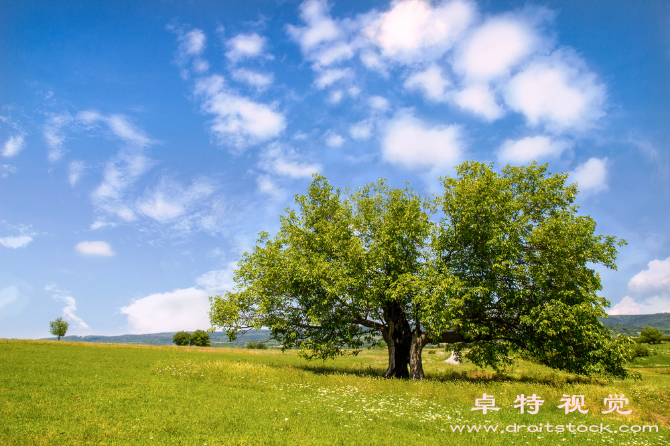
top-left (190, 330), bottom-right (211, 347)
top-left (173, 331), bottom-right (191, 346)
top-left (640, 326), bottom-right (663, 344)
top-left (428, 350), bottom-right (436, 355)
top-left (630, 343), bottom-right (650, 359)
top-left (246, 341), bottom-right (267, 349)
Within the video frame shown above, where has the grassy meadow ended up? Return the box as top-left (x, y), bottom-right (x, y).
top-left (1, 339), bottom-right (669, 445)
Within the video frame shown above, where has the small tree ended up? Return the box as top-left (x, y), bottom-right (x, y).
top-left (639, 326), bottom-right (663, 344)
top-left (172, 331), bottom-right (191, 346)
top-left (49, 317), bottom-right (69, 341)
top-left (190, 329), bottom-right (210, 347)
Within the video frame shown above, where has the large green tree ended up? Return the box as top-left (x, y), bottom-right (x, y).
top-left (210, 162), bottom-right (631, 379)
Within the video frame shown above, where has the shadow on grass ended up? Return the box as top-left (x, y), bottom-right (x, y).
top-left (281, 361), bottom-right (608, 386)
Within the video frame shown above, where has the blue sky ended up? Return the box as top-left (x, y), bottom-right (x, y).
top-left (1, 0), bottom-right (669, 338)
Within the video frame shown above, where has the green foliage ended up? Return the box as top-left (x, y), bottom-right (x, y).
top-left (246, 341), bottom-right (268, 349)
top-left (172, 331), bottom-right (191, 346)
top-left (49, 317), bottom-right (69, 341)
top-left (629, 343), bottom-right (651, 359)
top-left (426, 161), bottom-right (630, 377)
top-left (210, 163), bottom-right (631, 379)
top-left (190, 330), bottom-right (211, 347)
top-left (640, 325), bottom-right (664, 344)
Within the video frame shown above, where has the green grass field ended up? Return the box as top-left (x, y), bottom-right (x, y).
top-left (1, 340), bottom-right (669, 445)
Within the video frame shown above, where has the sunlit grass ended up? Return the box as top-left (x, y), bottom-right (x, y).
top-left (1, 339), bottom-right (668, 445)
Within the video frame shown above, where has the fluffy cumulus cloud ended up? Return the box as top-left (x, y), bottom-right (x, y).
top-left (503, 50), bottom-right (606, 132)
top-left (453, 84), bottom-right (503, 120)
top-left (497, 136), bottom-right (570, 164)
top-left (194, 75), bottom-right (286, 151)
top-left (363, 0), bottom-right (475, 64)
top-left (286, 0), bottom-right (343, 54)
top-left (2, 135), bottom-right (25, 157)
top-left (172, 28), bottom-right (209, 75)
top-left (454, 14), bottom-right (544, 82)
top-left (382, 112), bottom-right (463, 172)
top-left (120, 264), bottom-right (236, 333)
top-left (325, 133), bottom-right (345, 148)
top-left (46, 285), bottom-right (89, 330)
top-left (225, 33), bottom-right (270, 63)
top-left (404, 65), bottom-right (451, 102)
top-left (570, 157), bottom-right (608, 194)
top-left (609, 257), bottom-right (670, 315)
top-left (75, 241), bottom-right (115, 256)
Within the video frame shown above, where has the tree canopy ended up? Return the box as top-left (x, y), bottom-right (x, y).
top-left (639, 326), bottom-right (663, 344)
top-left (49, 317), bottom-right (69, 341)
top-left (210, 161), bottom-right (632, 379)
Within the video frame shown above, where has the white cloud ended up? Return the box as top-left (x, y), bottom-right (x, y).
top-left (68, 161), bottom-right (87, 186)
top-left (194, 75), bottom-right (286, 150)
top-left (497, 136), bottom-right (569, 164)
top-left (287, 0), bottom-right (342, 52)
top-left (503, 50), bottom-right (606, 132)
top-left (349, 121), bottom-right (372, 140)
top-left (404, 65), bottom-right (451, 102)
top-left (608, 296), bottom-right (641, 315)
top-left (0, 224), bottom-right (36, 249)
top-left (137, 177), bottom-right (214, 222)
top-left (609, 295), bottom-right (670, 315)
top-left (46, 285), bottom-right (89, 330)
top-left (363, 0), bottom-right (475, 64)
top-left (226, 33), bottom-right (269, 63)
top-left (368, 96), bottom-right (390, 111)
top-left (314, 68), bottom-right (352, 89)
top-left (44, 114), bottom-right (71, 162)
top-left (328, 90), bottom-right (343, 103)
top-left (570, 157), bottom-right (608, 194)
top-left (180, 29), bottom-right (206, 58)
top-left (2, 135), bottom-right (25, 157)
top-left (196, 263), bottom-right (237, 293)
top-left (313, 42), bottom-right (355, 66)
top-left (259, 144), bottom-right (322, 178)
top-left (325, 133), bottom-right (345, 148)
top-left (75, 241), bottom-right (115, 256)
top-left (120, 264), bottom-right (237, 334)
top-left (1, 164), bottom-right (17, 178)
top-left (0, 235), bottom-right (33, 249)
top-left (120, 287), bottom-right (210, 334)
top-left (628, 257), bottom-right (670, 297)
top-left (454, 16), bottom-right (540, 81)
top-left (609, 257), bottom-right (670, 315)
top-left (91, 151), bottom-right (154, 221)
top-left (231, 68), bottom-right (274, 90)
top-left (453, 84), bottom-right (504, 120)
top-left (382, 112), bottom-right (463, 172)
top-left (256, 174), bottom-right (286, 200)
top-left (79, 112), bottom-right (154, 148)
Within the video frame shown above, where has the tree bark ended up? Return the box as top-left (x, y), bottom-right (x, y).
top-left (382, 303), bottom-right (412, 379)
top-left (409, 329), bottom-right (430, 380)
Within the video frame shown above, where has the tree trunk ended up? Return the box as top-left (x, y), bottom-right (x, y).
top-left (57, 335), bottom-right (60, 341)
top-left (382, 303), bottom-right (412, 379)
top-left (410, 329), bottom-right (430, 380)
